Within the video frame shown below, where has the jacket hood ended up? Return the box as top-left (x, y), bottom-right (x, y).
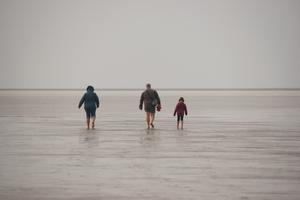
top-left (86, 85), bottom-right (94, 92)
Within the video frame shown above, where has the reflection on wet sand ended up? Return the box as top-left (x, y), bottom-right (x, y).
top-left (1, 91), bottom-right (300, 200)
top-left (140, 129), bottom-right (161, 146)
top-left (79, 130), bottom-right (100, 148)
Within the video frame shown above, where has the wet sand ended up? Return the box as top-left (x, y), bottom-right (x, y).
top-left (0, 90), bottom-right (300, 200)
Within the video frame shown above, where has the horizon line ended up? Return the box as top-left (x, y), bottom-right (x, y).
top-left (1, 88), bottom-right (300, 91)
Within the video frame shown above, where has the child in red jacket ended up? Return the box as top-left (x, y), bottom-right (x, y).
top-left (173, 97), bottom-right (188, 129)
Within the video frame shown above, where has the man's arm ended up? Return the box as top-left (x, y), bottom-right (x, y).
top-left (154, 90), bottom-right (161, 106)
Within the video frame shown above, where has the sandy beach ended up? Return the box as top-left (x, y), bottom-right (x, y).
top-left (0, 90), bottom-right (300, 200)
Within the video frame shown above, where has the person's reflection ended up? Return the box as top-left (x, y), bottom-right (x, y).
top-left (140, 129), bottom-right (160, 147)
top-left (79, 130), bottom-right (100, 148)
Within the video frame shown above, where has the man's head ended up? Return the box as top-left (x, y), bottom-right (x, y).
top-left (146, 83), bottom-right (151, 89)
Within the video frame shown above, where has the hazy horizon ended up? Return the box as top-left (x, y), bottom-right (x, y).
top-left (1, 88), bottom-right (300, 90)
top-left (1, 0), bottom-right (300, 89)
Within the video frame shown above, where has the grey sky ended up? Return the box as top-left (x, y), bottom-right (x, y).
top-left (0, 0), bottom-right (300, 89)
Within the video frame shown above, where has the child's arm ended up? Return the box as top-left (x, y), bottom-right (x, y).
top-left (173, 105), bottom-right (178, 116)
top-left (139, 92), bottom-right (144, 110)
top-left (95, 94), bottom-right (100, 108)
top-left (185, 104), bottom-right (188, 115)
top-left (78, 93), bottom-right (86, 108)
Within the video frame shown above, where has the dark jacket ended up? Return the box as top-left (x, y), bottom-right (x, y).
top-left (79, 91), bottom-right (100, 109)
top-left (174, 102), bottom-right (187, 116)
top-left (139, 89), bottom-right (161, 108)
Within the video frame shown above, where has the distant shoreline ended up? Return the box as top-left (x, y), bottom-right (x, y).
top-left (1, 88), bottom-right (300, 91)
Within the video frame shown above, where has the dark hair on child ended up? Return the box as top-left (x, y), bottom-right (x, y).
top-left (86, 85), bottom-right (94, 92)
top-left (179, 97), bottom-right (184, 102)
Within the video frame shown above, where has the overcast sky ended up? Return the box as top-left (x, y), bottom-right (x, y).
top-left (0, 0), bottom-right (299, 89)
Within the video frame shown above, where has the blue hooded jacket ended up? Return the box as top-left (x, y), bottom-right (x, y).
top-left (78, 86), bottom-right (100, 109)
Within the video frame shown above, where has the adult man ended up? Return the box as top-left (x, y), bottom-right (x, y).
top-left (139, 83), bottom-right (161, 129)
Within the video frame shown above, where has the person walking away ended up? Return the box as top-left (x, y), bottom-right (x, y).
top-left (78, 85), bottom-right (100, 130)
top-left (173, 97), bottom-right (188, 130)
top-left (139, 83), bottom-right (161, 129)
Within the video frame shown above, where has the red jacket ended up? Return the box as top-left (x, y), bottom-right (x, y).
top-left (174, 102), bottom-right (187, 116)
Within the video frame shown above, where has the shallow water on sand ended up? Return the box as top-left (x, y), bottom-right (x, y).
top-left (0, 90), bottom-right (300, 200)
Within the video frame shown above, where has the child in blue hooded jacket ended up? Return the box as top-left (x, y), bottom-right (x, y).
top-left (78, 86), bottom-right (100, 129)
